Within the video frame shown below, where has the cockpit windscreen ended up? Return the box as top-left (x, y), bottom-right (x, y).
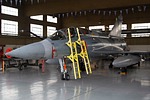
top-left (49, 27), bottom-right (91, 40)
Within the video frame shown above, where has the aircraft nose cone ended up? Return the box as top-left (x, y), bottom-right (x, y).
top-left (5, 39), bottom-right (54, 60)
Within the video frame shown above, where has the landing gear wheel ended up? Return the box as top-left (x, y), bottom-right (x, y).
top-left (61, 73), bottom-right (70, 80)
top-left (65, 73), bottom-right (70, 80)
top-left (109, 62), bottom-right (113, 69)
top-left (18, 65), bottom-right (23, 71)
top-left (24, 65), bottom-right (27, 68)
top-left (39, 64), bottom-right (42, 69)
top-left (4, 64), bottom-right (8, 71)
top-left (61, 74), bottom-right (65, 80)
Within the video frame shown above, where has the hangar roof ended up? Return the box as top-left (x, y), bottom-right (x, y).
top-left (15, 0), bottom-right (150, 16)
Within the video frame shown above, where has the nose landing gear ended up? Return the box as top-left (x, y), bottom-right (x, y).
top-left (61, 72), bottom-right (70, 80)
top-left (59, 58), bottom-right (70, 80)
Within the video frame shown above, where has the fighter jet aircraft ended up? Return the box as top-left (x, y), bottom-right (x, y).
top-left (5, 15), bottom-right (150, 77)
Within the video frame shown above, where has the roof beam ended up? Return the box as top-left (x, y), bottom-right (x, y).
top-left (24, 0), bottom-right (150, 16)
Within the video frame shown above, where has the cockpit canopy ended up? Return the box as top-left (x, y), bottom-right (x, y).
top-left (49, 27), bottom-right (91, 40)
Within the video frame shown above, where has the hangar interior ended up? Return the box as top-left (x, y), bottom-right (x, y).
top-left (0, 0), bottom-right (150, 100)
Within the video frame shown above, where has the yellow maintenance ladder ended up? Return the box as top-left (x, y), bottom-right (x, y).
top-left (66, 28), bottom-right (92, 79)
top-left (76, 28), bottom-right (92, 75)
top-left (66, 28), bottom-right (81, 79)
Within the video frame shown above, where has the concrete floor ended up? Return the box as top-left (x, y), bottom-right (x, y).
top-left (0, 61), bottom-right (150, 100)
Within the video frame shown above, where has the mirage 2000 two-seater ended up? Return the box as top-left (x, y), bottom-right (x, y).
top-left (5, 16), bottom-right (150, 79)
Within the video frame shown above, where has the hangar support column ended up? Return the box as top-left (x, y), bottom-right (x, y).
top-left (105, 24), bottom-right (109, 32)
top-left (57, 18), bottom-right (63, 29)
top-left (18, 6), bottom-right (30, 37)
top-left (0, 6), bottom-right (1, 36)
top-left (43, 15), bottom-right (47, 38)
top-left (127, 23), bottom-right (132, 38)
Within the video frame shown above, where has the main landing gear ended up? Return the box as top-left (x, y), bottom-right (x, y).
top-left (59, 58), bottom-right (70, 80)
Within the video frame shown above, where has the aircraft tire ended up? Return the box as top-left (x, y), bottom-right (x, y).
top-left (4, 64), bottom-right (8, 70)
top-left (39, 64), bottom-right (42, 69)
top-left (18, 65), bottom-right (23, 71)
top-left (24, 65), bottom-right (27, 68)
top-left (109, 62), bottom-right (113, 69)
top-left (61, 74), bottom-right (65, 80)
top-left (65, 73), bottom-right (70, 80)
top-left (61, 73), bottom-right (70, 80)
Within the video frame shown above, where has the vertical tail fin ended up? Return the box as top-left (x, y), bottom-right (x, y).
top-left (109, 15), bottom-right (123, 38)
